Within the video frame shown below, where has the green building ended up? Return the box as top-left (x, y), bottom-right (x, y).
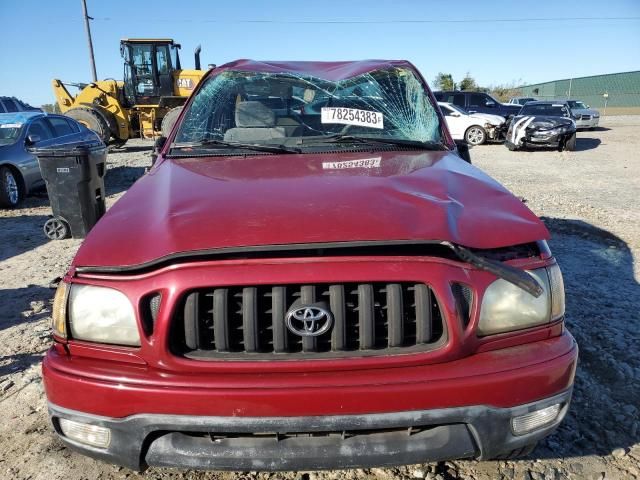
top-left (519, 71), bottom-right (640, 115)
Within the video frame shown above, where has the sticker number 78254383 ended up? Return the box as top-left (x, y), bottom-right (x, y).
top-left (321, 107), bottom-right (384, 129)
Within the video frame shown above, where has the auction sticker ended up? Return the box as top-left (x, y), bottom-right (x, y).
top-left (322, 157), bottom-right (381, 170)
top-left (0, 123), bottom-right (22, 129)
top-left (321, 107), bottom-right (384, 129)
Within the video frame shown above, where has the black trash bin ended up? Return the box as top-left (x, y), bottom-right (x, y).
top-left (31, 141), bottom-right (107, 240)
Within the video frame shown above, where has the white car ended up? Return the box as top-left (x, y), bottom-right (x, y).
top-left (438, 102), bottom-right (505, 145)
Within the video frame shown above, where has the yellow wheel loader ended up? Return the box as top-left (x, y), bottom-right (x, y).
top-left (52, 39), bottom-right (206, 146)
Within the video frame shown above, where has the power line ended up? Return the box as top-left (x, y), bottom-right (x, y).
top-left (90, 16), bottom-right (640, 24)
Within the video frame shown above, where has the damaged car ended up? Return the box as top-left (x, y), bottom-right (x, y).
top-left (505, 101), bottom-right (577, 152)
top-left (43, 60), bottom-right (577, 472)
top-left (438, 101), bottom-right (505, 145)
top-left (566, 100), bottom-right (600, 130)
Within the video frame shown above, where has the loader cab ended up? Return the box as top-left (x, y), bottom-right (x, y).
top-left (121, 39), bottom-right (181, 106)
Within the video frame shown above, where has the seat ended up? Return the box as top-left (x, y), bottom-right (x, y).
top-left (224, 101), bottom-right (286, 142)
top-left (276, 116), bottom-right (302, 137)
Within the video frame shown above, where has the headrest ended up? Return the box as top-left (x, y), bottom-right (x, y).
top-left (235, 101), bottom-right (276, 127)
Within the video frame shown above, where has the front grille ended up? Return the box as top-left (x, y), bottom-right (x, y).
top-left (171, 283), bottom-right (445, 359)
top-left (581, 115), bottom-right (591, 120)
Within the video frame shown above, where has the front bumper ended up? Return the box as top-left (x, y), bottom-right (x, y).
top-left (576, 117), bottom-right (599, 129)
top-left (486, 123), bottom-right (506, 141)
top-left (43, 332), bottom-right (577, 471)
top-left (517, 128), bottom-right (575, 148)
top-left (49, 389), bottom-right (572, 471)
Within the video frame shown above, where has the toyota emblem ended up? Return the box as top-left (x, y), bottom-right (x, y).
top-left (285, 305), bottom-right (333, 337)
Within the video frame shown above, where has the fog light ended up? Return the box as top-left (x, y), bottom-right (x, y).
top-left (511, 404), bottom-right (561, 435)
top-left (59, 418), bottom-right (111, 448)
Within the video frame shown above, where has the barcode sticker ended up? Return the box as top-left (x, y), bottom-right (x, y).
top-left (322, 157), bottom-right (382, 169)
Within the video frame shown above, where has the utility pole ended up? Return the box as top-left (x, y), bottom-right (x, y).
top-left (81, 0), bottom-right (98, 82)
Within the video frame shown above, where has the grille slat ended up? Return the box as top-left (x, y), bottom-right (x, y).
top-left (329, 285), bottom-right (346, 351)
top-left (386, 283), bottom-right (404, 347)
top-left (358, 284), bottom-right (375, 350)
top-left (213, 289), bottom-right (229, 352)
top-left (242, 287), bottom-right (259, 353)
top-left (173, 282), bottom-right (445, 359)
top-left (183, 292), bottom-right (200, 350)
top-left (414, 284), bottom-right (432, 344)
top-left (271, 287), bottom-right (288, 353)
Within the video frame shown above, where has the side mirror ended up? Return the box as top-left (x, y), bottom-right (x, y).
top-left (450, 112), bottom-right (461, 117)
top-left (26, 134), bottom-right (41, 145)
top-left (586, 105), bottom-right (590, 108)
top-left (454, 140), bottom-right (472, 164)
top-left (151, 136), bottom-right (167, 165)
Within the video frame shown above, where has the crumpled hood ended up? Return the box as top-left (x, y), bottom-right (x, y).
top-left (73, 150), bottom-right (549, 269)
top-left (512, 115), bottom-right (575, 129)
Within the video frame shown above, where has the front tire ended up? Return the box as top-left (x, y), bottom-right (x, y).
top-left (65, 107), bottom-right (111, 144)
top-left (465, 125), bottom-right (487, 145)
top-left (0, 166), bottom-right (24, 208)
top-left (161, 107), bottom-right (183, 138)
top-left (564, 133), bottom-right (577, 151)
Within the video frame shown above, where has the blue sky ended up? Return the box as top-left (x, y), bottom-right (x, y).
top-left (1, 0), bottom-right (639, 106)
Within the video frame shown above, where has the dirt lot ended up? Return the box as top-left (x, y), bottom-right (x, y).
top-left (1, 117), bottom-right (639, 480)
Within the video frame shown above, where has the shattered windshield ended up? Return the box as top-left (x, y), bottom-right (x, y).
top-left (173, 67), bottom-right (442, 153)
top-left (520, 104), bottom-right (570, 117)
top-left (568, 101), bottom-right (587, 109)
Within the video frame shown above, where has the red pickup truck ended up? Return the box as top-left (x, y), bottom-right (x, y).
top-left (43, 60), bottom-right (577, 471)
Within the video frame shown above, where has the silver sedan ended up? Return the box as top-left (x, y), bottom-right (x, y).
top-left (0, 112), bottom-right (100, 207)
top-left (567, 100), bottom-right (600, 129)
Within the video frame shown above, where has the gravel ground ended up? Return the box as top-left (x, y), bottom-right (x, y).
top-left (0, 117), bottom-right (638, 480)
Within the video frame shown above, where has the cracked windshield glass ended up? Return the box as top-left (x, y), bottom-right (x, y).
top-left (173, 67), bottom-right (442, 152)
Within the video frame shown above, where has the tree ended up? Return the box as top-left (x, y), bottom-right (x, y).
top-left (433, 72), bottom-right (456, 91)
top-left (41, 103), bottom-right (61, 113)
top-left (458, 72), bottom-right (478, 91)
top-left (484, 79), bottom-right (524, 102)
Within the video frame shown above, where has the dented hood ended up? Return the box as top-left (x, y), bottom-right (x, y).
top-left (73, 151), bottom-right (549, 269)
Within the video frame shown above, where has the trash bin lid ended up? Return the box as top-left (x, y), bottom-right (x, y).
top-left (29, 140), bottom-right (106, 157)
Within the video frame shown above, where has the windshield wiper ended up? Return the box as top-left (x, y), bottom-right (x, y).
top-left (170, 139), bottom-right (301, 155)
top-left (304, 134), bottom-right (448, 151)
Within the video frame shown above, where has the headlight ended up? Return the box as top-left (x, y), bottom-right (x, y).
top-left (52, 282), bottom-right (70, 338)
top-left (68, 285), bottom-right (140, 346)
top-left (478, 265), bottom-right (565, 336)
top-left (547, 263), bottom-right (565, 320)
